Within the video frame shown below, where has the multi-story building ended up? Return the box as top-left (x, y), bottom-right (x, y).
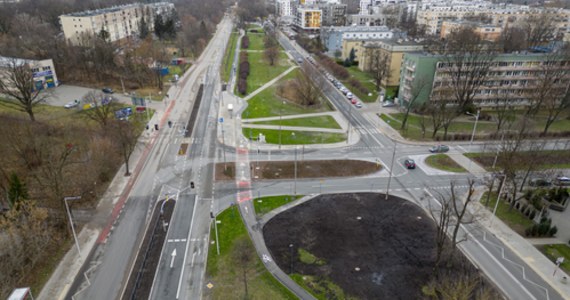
top-left (277, 0), bottom-right (294, 17)
top-left (319, 2), bottom-right (347, 26)
top-left (59, 2), bottom-right (175, 45)
top-left (398, 51), bottom-right (570, 108)
top-left (358, 38), bottom-right (424, 87)
top-left (295, 7), bottom-right (322, 33)
top-left (440, 20), bottom-right (502, 41)
top-left (321, 25), bottom-right (395, 56)
top-left (0, 56), bottom-right (58, 90)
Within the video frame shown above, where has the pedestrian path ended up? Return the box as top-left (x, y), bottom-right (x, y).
top-left (243, 66), bottom-right (297, 101)
top-left (447, 152), bottom-right (487, 176)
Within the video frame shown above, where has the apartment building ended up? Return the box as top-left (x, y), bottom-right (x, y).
top-left (358, 38), bottom-right (424, 87)
top-left (0, 56), bottom-right (58, 90)
top-left (440, 20), bottom-right (502, 41)
top-left (295, 7), bottom-right (322, 32)
top-left (398, 51), bottom-right (570, 108)
top-left (277, 0), bottom-right (294, 17)
top-left (319, 2), bottom-right (347, 26)
top-left (59, 2), bottom-right (175, 45)
top-left (321, 25), bottom-right (395, 55)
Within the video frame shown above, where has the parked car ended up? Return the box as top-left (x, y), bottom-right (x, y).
top-left (355, 101), bottom-right (363, 108)
top-left (102, 87), bottom-right (114, 94)
top-left (64, 99), bottom-right (80, 109)
top-left (404, 159), bottom-right (416, 169)
top-left (555, 176), bottom-right (570, 186)
top-left (351, 98), bottom-right (357, 104)
top-left (382, 101), bottom-right (395, 107)
top-left (296, 57), bottom-right (303, 63)
top-left (529, 178), bottom-right (552, 187)
top-left (429, 145), bottom-right (450, 153)
top-left (346, 92), bottom-right (354, 99)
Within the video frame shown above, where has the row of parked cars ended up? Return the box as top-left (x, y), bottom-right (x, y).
top-left (529, 176), bottom-right (570, 187)
top-left (325, 74), bottom-right (363, 108)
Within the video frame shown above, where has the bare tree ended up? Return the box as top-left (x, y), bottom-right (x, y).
top-left (232, 237), bottom-right (255, 298)
top-left (110, 118), bottom-right (141, 176)
top-left (264, 46), bottom-right (280, 66)
top-left (498, 26), bottom-right (527, 53)
top-left (366, 48), bottom-right (391, 92)
top-left (522, 14), bottom-right (556, 48)
top-left (0, 58), bottom-right (50, 121)
top-left (293, 66), bottom-right (324, 107)
top-left (427, 180), bottom-right (477, 271)
top-left (401, 77), bottom-right (429, 130)
top-left (82, 91), bottom-right (119, 129)
top-left (491, 95), bottom-right (516, 134)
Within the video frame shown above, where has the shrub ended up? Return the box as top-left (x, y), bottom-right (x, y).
top-left (241, 35), bottom-right (250, 49)
top-left (549, 226), bottom-right (558, 237)
top-left (238, 78), bottom-right (247, 95)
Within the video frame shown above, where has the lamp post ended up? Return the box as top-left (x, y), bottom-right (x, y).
top-left (292, 132), bottom-right (297, 195)
top-left (385, 141), bottom-right (397, 200)
top-left (492, 131), bottom-right (506, 169)
top-left (289, 243), bottom-right (294, 274)
top-left (491, 174), bottom-right (506, 226)
top-left (64, 196), bottom-right (82, 256)
top-left (279, 101), bottom-right (285, 149)
top-left (466, 109), bottom-right (480, 151)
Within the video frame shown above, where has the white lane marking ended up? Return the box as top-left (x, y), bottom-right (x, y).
top-left (170, 249), bottom-right (177, 268)
top-left (176, 198), bottom-right (198, 299)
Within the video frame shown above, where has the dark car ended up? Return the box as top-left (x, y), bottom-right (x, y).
top-left (404, 159), bottom-right (416, 169)
top-left (102, 87), bottom-right (114, 94)
top-left (529, 178), bottom-right (552, 187)
top-left (429, 145), bottom-right (450, 153)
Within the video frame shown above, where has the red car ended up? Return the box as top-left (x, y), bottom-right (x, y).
top-left (404, 159), bottom-right (416, 169)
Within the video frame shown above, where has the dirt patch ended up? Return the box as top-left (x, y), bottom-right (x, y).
top-left (262, 193), bottom-right (456, 299)
top-left (214, 163), bottom-right (236, 181)
top-left (469, 150), bottom-right (570, 169)
top-left (214, 160), bottom-right (381, 180)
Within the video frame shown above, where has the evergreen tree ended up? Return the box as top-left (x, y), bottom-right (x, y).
top-left (99, 28), bottom-right (110, 41)
top-left (139, 15), bottom-right (149, 39)
top-left (154, 14), bottom-right (165, 39)
top-left (8, 173), bottom-right (28, 209)
top-left (349, 48), bottom-right (356, 65)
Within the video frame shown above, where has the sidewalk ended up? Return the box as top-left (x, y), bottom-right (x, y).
top-left (471, 187), bottom-right (570, 299)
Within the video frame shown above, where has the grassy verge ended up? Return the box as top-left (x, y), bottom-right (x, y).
top-left (298, 248), bottom-right (326, 266)
top-left (242, 72), bottom-right (333, 119)
top-left (425, 154), bottom-right (466, 173)
top-left (343, 66), bottom-right (378, 103)
top-left (24, 237), bottom-right (72, 296)
top-left (246, 32), bottom-right (266, 51)
top-left (0, 99), bottom-right (77, 121)
top-left (242, 128), bottom-right (346, 145)
top-left (465, 151), bottom-right (570, 170)
top-left (480, 192), bottom-right (534, 235)
top-left (539, 244), bottom-right (570, 274)
top-left (246, 51), bottom-right (291, 94)
top-left (253, 195), bottom-right (303, 216)
top-left (290, 274), bottom-right (356, 300)
top-left (250, 115), bottom-right (341, 129)
top-left (222, 31), bottom-right (238, 82)
top-left (206, 205), bottom-right (296, 299)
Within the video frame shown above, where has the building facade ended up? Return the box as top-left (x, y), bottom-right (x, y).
top-left (398, 51), bottom-right (570, 108)
top-left (321, 25), bottom-right (395, 56)
top-left (295, 7), bottom-right (322, 32)
top-left (440, 20), bottom-right (502, 41)
top-left (59, 2), bottom-right (175, 45)
top-left (0, 56), bottom-right (59, 90)
top-left (319, 2), bottom-right (347, 26)
top-left (277, 0), bottom-right (294, 17)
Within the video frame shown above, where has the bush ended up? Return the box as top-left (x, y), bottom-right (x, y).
top-left (238, 78), bottom-right (247, 95)
top-left (241, 35), bottom-right (249, 49)
top-left (549, 226), bottom-right (558, 237)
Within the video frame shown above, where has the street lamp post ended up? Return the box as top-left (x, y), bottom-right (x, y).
top-left (279, 101), bottom-right (285, 149)
top-left (385, 141), bottom-right (397, 200)
top-left (64, 196), bottom-right (82, 256)
top-left (491, 174), bottom-right (507, 226)
top-left (289, 243), bottom-right (294, 274)
top-left (292, 132), bottom-right (297, 195)
top-left (492, 131), bottom-right (506, 169)
top-left (466, 109), bottom-right (480, 151)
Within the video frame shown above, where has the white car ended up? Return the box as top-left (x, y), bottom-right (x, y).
top-left (355, 101), bottom-right (363, 108)
top-left (64, 100), bottom-right (79, 109)
top-left (346, 92), bottom-right (354, 99)
top-left (382, 101), bottom-right (395, 107)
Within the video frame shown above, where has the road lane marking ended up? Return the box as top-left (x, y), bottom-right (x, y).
top-left (176, 198), bottom-right (197, 299)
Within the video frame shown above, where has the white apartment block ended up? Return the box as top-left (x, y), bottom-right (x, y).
top-left (277, 0), bottom-right (294, 17)
top-left (59, 2), bottom-right (175, 45)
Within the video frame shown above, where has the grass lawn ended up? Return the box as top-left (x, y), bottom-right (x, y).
top-left (425, 154), bottom-right (466, 173)
top-left (246, 24), bottom-right (264, 33)
top-left (253, 195), bottom-right (303, 216)
top-left (480, 192), bottom-right (534, 235)
top-left (246, 33), bottom-right (266, 51)
top-left (384, 86), bottom-right (398, 99)
top-left (243, 128), bottom-right (346, 145)
top-left (0, 98), bottom-right (81, 122)
top-left (540, 244), bottom-right (570, 274)
top-left (131, 87), bottom-right (164, 101)
top-left (242, 78), bottom-right (333, 119)
top-left (290, 274), bottom-right (356, 300)
top-left (206, 205), bottom-right (296, 299)
top-left (251, 115), bottom-right (341, 129)
top-left (222, 31), bottom-right (238, 82)
top-left (343, 66), bottom-right (378, 103)
top-left (245, 51), bottom-right (291, 94)
top-left (298, 248), bottom-right (326, 266)
top-left (465, 150), bottom-right (570, 170)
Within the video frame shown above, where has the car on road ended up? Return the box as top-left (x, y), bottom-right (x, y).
top-left (64, 99), bottom-right (80, 109)
top-left (529, 178), bottom-right (552, 187)
top-left (429, 145), bottom-right (450, 153)
top-left (296, 57), bottom-right (303, 63)
top-left (346, 92), bottom-right (354, 99)
top-left (355, 101), bottom-right (362, 108)
top-left (351, 98), bottom-right (357, 104)
top-left (102, 87), bottom-right (114, 94)
top-left (404, 159), bottom-right (416, 169)
top-left (555, 176), bottom-right (570, 186)
top-left (382, 101), bottom-right (395, 107)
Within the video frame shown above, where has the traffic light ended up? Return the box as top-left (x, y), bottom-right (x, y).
top-left (190, 181), bottom-right (195, 189)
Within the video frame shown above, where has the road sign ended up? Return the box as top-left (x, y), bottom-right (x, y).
top-left (219, 117), bottom-right (224, 123)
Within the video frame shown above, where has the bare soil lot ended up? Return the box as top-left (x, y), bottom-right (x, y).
top-left (263, 193), bottom-right (438, 299)
top-left (214, 159), bottom-right (381, 181)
